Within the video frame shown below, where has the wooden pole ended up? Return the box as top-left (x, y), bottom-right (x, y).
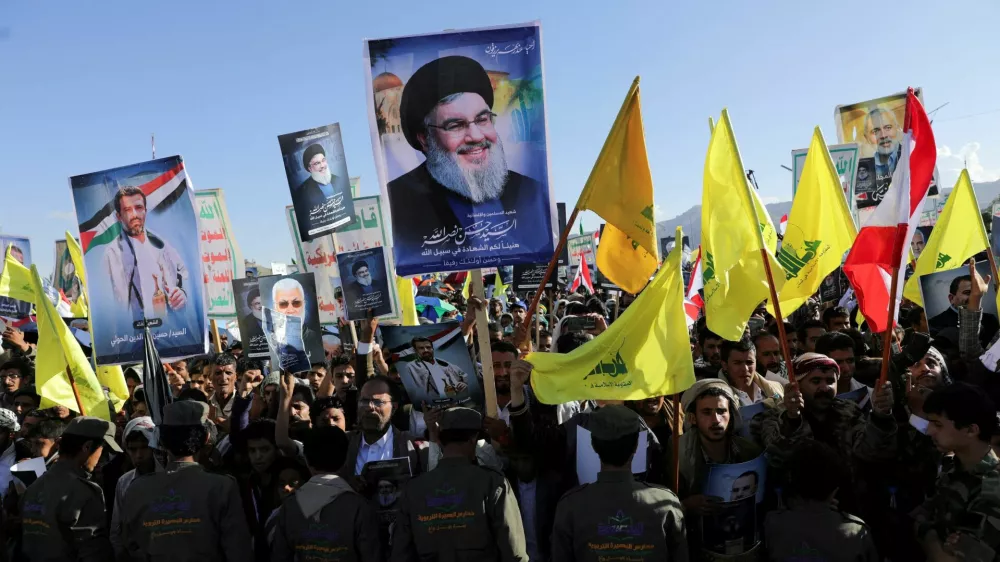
top-left (66, 363), bottom-right (87, 416)
top-left (671, 393), bottom-right (681, 493)
top-left (210, 319), bottom-right (223, 353)
top-left (759, 250), bottom-right (797, 388)
top-left (534, 296), bottom-right (541, 351)
top-left (520, 207), bottom-right (581, 348)
top-left (471, 269), bottom-right (499, 418)
top-left (547, 289), bottom-right (556, 333)
top-left (877, 266), bottom-right (902, 387)
top-left (986, 252), bottom-right (1000, 292)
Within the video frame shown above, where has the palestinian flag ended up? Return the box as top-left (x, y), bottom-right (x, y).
top-left (78, 159), bottom-right (189, 254)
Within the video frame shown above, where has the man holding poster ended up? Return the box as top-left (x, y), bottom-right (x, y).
top-left (365, 23), bottom-right (556, 275)
top-left (71, 156), bottom-right (207, 365)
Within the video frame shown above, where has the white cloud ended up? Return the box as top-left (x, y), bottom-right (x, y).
top-left (653, 204), bottom-right (667, 221)
top-left (47, 210), bottom-right (76, 220)
top-left (937, 142), bottom-right (1000, 182)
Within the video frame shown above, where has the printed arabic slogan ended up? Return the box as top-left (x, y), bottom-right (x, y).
top-left (53, 239), bottom-right (82, 305)
top-left (69, 156), bottom-right (209, 365)
top-left (257, 272), bottom-right (325, 373)
top-left (279, 123), bottom-right (357, 241)
top-left (364, 22), bottom-right (557, 275)
top-left (285, 206), bottom-right (345, 324)
top-left (791, 142), bottom-right (859, 225)
top-left (834, 89), bottom-right (939, 211)
top-left (0, 235), bottom-right (32, 321)
top-left (195, 189), bottom-right (243, 319)
top-left (380, 323), bottom-right (484, 412)
top-left (337, 247), bottom-right (393, 321)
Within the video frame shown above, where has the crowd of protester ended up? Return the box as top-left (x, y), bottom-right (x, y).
top-left (0, 263), bottom-right (998, 561)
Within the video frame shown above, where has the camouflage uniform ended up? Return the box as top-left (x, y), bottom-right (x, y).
top-left (749, 397), bottom-right (897, 476)
top-left (912, 449), bottom-right (1000, 559)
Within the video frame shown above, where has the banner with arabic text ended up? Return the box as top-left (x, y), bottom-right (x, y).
top-left (196, 189), bottom-right (243, 319)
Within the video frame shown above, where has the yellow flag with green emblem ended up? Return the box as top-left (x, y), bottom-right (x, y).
top-left (702, 110), bottom-right (785, 341)
top-left (576, 77), bottom-right (659, 294)
top-left (65, 233), bottom-right (90, 318)
top-left (903, 169), bottom-right (990, 307)
top-left (28, 264), bottom-right (111, 420)
top-left (0, 244), bottom-right (36, 303)
top-left (771, 127), bottom-right (857, 316)
top-left (396, 276), bottom-right (419, 326)
top-left (526, 227), bottom-right (694, 403)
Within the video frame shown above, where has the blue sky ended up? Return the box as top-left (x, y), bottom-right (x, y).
top-left (2, 0), bottom-right (999, 276)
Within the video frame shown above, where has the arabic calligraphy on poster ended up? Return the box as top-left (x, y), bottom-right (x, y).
top-left (196, 190), bottom-right (243, 318)
top-left (567, 233), bottom-right (596, 266)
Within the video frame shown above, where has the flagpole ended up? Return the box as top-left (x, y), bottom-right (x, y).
top-left (471, 269), bottom-right (499, 418)
top-left (671, 393), bottom-right (681, 493)
top-left (877, 266), bottom-right (902, 387)
top-left (520, 207), bottom-right (579, 348)
top-left (210, 319), bottom-right (223, 353)
top-left (65, 363), bottom-right (87, 416)
top-left (987, 251), bottom-right (1000, 292)
top-left (760, 250), bottom-right (797, 388)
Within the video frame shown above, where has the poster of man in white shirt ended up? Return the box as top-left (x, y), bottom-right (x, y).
top-left (71, 156), bottom-right (208, 365)
top-left (381, 323), bottom-right (483, 412)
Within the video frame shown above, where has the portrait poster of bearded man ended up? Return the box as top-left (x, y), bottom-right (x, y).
top-left (278, 123), bottom-right (357, 242)
top-left (336, 246), bottom-right (393, 320)
top-left (364, 22), bottom-right (557, 276)
top-left (232, 277), bottom-right (269, 358)
top-left (70, 156), bottom-right (208, 365)
top-left (257, 272), bottom-right (325, 372)
top-left (834, 89), bottom-right (939, 210)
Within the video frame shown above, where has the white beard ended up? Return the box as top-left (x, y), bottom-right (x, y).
top-left (876, 139), bottom-right (899, 157)
top-left (359, 277), bottom-right (372, 287)
top-left (311, 168), bottom-right (333, 185)
top-left (425, 135), bottom-right (508, 203)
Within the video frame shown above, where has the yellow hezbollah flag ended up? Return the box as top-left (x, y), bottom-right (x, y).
top-left (903, 169), bottom-right (990, 307)
top-left (66, 233), bottom-right (126, 411)
top-left (771, 128), bottom-right (857, 316)
top-left (396, 276), bottom-right (419, 326)
top-left (702, 110), bottom-right (785, 341)
top-left (576, 77), bottom-right (659, 294)
top-left (527, 227), bottom-right (694, 403)
top-left (28, 264), bottom-right (110, 420)
top-left (0, 244), bottom-right (36, 304)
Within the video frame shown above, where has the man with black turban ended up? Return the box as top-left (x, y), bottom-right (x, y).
top-left (386, 55), bottom-right (550, 266)
top-left (292, 142), bottom-right (351, 237)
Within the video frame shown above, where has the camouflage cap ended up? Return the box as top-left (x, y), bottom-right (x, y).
top-left (440, 407), bottom-right (482, 431)
top-left (589, 405), bottom-right (642, 440)
top-left (162, 400), bottom-right (209, 427)
top-left (63, 416), bottom-right (123, 453)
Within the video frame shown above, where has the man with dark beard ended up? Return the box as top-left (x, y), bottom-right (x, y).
top-left (751, 353), bottom-right (896, 511)
top-left (387, 55), bottom-right (550, 264)
top-left (102, 185), bottom-right (189, 318)
top-left (753, 332), bottom-right (787, 382)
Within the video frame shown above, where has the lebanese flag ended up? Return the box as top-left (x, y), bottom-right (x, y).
top-left (684, 246), bottom-right (704, 327)
top-left (569, 254), bottom-right (595, 294)
top-left (843, 89), bottom-right (936, 332)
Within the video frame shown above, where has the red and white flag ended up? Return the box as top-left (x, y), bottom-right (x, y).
top-left (569, 254), bottom-right (595, 294)
top-left (779, 214), bottom-right (788, 236)
top-left (843, 89), bottom-right (936, 332)
top-left (684, 246), bottom-right (704, 327)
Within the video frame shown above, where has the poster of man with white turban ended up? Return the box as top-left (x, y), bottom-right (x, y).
top-left (257, 272), bottom-right (325, 373)
top-left (364, 22), bottom-right (557, 275)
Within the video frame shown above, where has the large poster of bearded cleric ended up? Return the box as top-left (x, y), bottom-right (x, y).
top-left (278, 123), bottom-right (357, 241)
top-left (834, 89), bottom-right (939, 210)
top-left (364, 22), bottom-right (557, 276)
top-left (69, 156), bottom-right (208, 365)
